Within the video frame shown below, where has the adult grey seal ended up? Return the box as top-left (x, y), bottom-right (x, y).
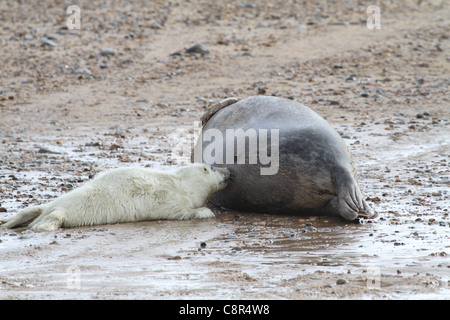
top-left (192, 95), bottom-right (374, 221)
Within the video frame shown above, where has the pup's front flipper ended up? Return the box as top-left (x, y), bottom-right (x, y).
top-left (191, 207), bottom-right (215, 219)
top-left (29, 209), bottom-right (66, 231)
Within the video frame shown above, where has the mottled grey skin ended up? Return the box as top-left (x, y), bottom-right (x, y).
top-left (193, 96), bottom-right (374, 220)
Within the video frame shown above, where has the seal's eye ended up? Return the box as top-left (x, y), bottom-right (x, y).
top-left (203, 167), bottom-right (209, 173)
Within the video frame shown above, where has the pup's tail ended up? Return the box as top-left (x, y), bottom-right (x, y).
top-left (0, 206), bottom-right (43, 229)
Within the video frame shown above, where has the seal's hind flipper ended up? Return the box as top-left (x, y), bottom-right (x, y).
top-left (200, 97), bottom-right (239, 126)
top-left (1, 206), bottom-right (43, 228)
top-left (192, 97), bottom-right (240, 163)
top-left (330, 166), bottom-right (375, 220)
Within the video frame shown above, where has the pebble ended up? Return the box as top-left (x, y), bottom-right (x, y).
top-left (198, 97), bottom-right (214, 103)
top-left (100, 48), bottom-right (117, 56)
top-left (75, 68), bottom-right (92, 75)
top-left (40, 38), bottom-right (57, 47)
top-left (85, 142), bottom-right (101, 147)
top-left (185, 44), bottom-right (209, 55)
top-left (336, 279), bottom-right (347, 285)
top-left (38, 147), bottom-right (58, 154)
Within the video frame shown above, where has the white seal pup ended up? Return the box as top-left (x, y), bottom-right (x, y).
top-left (0, 164), bottom-right (230, 231)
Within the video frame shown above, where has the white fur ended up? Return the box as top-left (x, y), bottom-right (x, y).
top-left (0, 164), bottom-right (229, 231)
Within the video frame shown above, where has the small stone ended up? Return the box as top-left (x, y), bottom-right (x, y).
top-left (100, 47), bottom-right (117, 56)
top-left (0, 207), bottom-right (7, 213)
top-left (40, 38), bottom-right (57, 47)
top-left (75, 68), bottom-right (92, 75)
top-left (119, 155), bottom-right (132, 162)
top-left (200, 242), bottom-right (207, 248)
top-left (85, 142), bottom-right (101, 147)
top-left (360, 93), bottom-right (369, 98)
top-left (185, 44), bottom-right (209, 55)
top-left (109, 144), bottom-right (121, 151)
top-left (336, 279), bottom-right (347, 285)
top-left (38, 147), bottom-right (59, 154)
top-left (257, 87), bottom-right (266, 94)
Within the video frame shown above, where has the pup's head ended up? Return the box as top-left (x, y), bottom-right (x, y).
top-left (177, 163), bottom-right (230, 207)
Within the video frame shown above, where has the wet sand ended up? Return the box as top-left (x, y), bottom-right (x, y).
top-left (0, 0), bottom-right (449, 299)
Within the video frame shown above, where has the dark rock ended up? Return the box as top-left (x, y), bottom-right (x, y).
top-left (185, 44), bottom-right (209, 55)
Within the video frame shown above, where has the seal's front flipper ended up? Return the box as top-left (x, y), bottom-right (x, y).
top-left (29, 209), bottom-right (66, 231)
top-left (330, 166), bottom-right (375, 221)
